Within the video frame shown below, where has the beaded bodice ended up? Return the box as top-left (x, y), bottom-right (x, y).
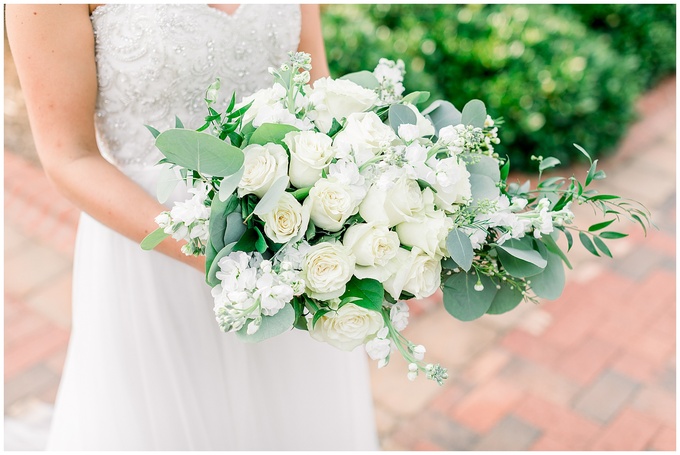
top-left (90, 4), bottom-right (301, 169)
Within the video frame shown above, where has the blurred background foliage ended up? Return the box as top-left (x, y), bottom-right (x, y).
top-left (321, 4), bottom-right (676, 171)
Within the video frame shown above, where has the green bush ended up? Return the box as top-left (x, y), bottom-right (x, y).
top-left (322, 4), bottom-right (648, 170)
top-left (558, 4), bottom-right (676, 89)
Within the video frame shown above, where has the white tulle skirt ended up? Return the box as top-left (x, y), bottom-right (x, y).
top-left (45, 167), bottom-right (379, 451)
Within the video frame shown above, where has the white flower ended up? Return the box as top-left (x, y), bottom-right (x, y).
top-left (254, 272), bottom-right (294, 316)
top-left (333, 112), bottom-right (397, 166)
top-left (390, 300), bottom-right (410, 332)
top-left (309, 303), bottom-right (384, 351)
top-left (259, 192), bottom-right (308, 244)
top-left (384, 247), bottom-right (442, 300)
top-left (304, 178), bottom-right (361, 232)
top-left (343, 223), bottom-right (400, 281)
top-left (300, 241), bottom-right (355, 300)
top-left (413, 345), bottom-right (426, 361)
top-left (359, 174), bottom-right (424, 227)
top-left (395, 209), bottom-right (453, 258)
top-left (238, 143), bottom-right (289, 198)
top-left (238, 83), bottom-right (287, 126)
top-left (308, 77), bottom-right (379, 133)
top-left (365, 332), bottom-right (392, 361)
top-left (398, 124), bottom-right (421, 143)
top-left (327, 159), bottom-right (367, 201)
top-left (428, 156), bottom-right (472, 211)
top-left (405, 103), bottom-right (435, 138)
top-left (252, 101), bottom-right (313, 130)
top-left (283, 131), bottom-right (335, 188)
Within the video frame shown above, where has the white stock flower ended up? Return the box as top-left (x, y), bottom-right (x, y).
top-left (309, 303), bottom-right (384, 351)
top-left (398, 124), bottom-right (421, 143)
top-left (308, 77), bottom-right (379, 133)
top-left (304, 178), bottom-right (361, 232)
top-left (238, 143), bottom-right (289, 198)
top-left (252, 102), bottom-right (312, 130)
top-left (390, 300), bottom-right (410, 332)
top-left (238, 83), bottom-right (287, 125)
top-left (283, 131), bottom-right (335, 188)
top-left (428, 156), bottom-right (472, 212)
top-left (259, 192), bottom-right (308, 244)
top-left (365, 326), bottom-right (392, 361)
top-left (333, 112), bottom-right (397, 166)
top-left (300, 241), bottom-right (356, 300)
top-left (343, 223), bottom-right (400, 281)
top-left (359, 174), bottom-right (424, 227)
top-left (384, 247), bottom-right (442, 300)
top-left (395, 209), bottom-right (454, 258)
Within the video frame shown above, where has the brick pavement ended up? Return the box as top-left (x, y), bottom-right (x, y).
top-left (3, 77), bottom-right (676, 450)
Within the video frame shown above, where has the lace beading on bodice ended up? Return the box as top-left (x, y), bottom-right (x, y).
top-left (90, 4), bottom-right (301, 169)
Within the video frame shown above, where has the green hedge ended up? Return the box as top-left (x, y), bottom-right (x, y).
top-left (322, 4), bottom-right (675, 170)
top-left (559, 4), bottom-right (676, 89)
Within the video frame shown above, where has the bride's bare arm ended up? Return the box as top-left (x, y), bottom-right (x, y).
top-left (299, 5), bottom-right (330, 81)
top-left (6, 4), bottom-right (205, 273)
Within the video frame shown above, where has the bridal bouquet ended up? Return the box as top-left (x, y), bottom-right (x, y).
top-left (142, 52), bottom-right (650, 384)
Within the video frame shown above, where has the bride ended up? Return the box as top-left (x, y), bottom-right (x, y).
top-left (6, 4), bottom-right (379, 450)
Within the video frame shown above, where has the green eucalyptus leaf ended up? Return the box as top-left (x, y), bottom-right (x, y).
top-left (235, 304), bottom-right (295, 343)
top-left (206, 242), bottom-right (236, 287)
top-left (339, 70), bottom-right (380, 90)
top-left (218, 166), bottom-right (244, 202)
top-left (421, 100), bottom-right (462, 133)
top-left (461, 99), bottom-right (487, 128)
top-left (496, 237), bottom-right (547, 277)
top-left (469, 174), bottom-right (501, 206)
top-left (252, 176), bottom-right (289, 216)
top-left (340, 277), bottom-right (384, 313)
top-left (466, 155), bottom-right (501, 182)
top-left (156, 165), bottom-right (182, 204)
top-left (445, 229), bottom-right (474, 272)
top-left (155, 129), bottom-right (244, 177)
top-left (401, 91), bottom-right (430, 105)
top-left (224, 211), bottom-right (247, 246)
top-left (248, 123), bottom-right (299, 146)
top-left (486, 281), bottom-right (524, 315)
top-left (388, 103), bottom-right (418, 133)
top-left (528, 250), bottom-right (565, 300)
top-left (141, 227), bottom-right (169, 251)
top-left (443, 272), bottom-right (498, 321)
top-left (209, 193), bottom-right (237, 251)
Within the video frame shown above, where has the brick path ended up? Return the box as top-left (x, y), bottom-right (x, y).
top-left (4, 77), bottom-right (675, 450)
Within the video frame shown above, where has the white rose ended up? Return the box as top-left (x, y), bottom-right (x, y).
top-left (395, 210), bottom-right (454, 258)
top-left (384, 247), bottom-right (442, 300)
top-left (428, 156), bottom-right (472, 211)
top-left (300, 241), bottom-right (355, 300)
top-left (309, 303), bottom-right (384, 351)
top-left (343, 223), bottom-right (400, 281)
top-left (238, 143), bottom-right (289, 198)
top-left (304, 178), bottom-right (360, 232)
top-left (359, 175), bottom-right (424, 227)
top-left (308, 77), bottom-right (379, 133)
top-left (333, 112), bottom-right (397, 166)
top-left (283, 131), bottom-right (335, 188)
top-left (259, 192), bottom-right (309, 244)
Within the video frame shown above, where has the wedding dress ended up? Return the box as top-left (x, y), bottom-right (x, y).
top-left (46, 4), bottom-right (379, 450)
